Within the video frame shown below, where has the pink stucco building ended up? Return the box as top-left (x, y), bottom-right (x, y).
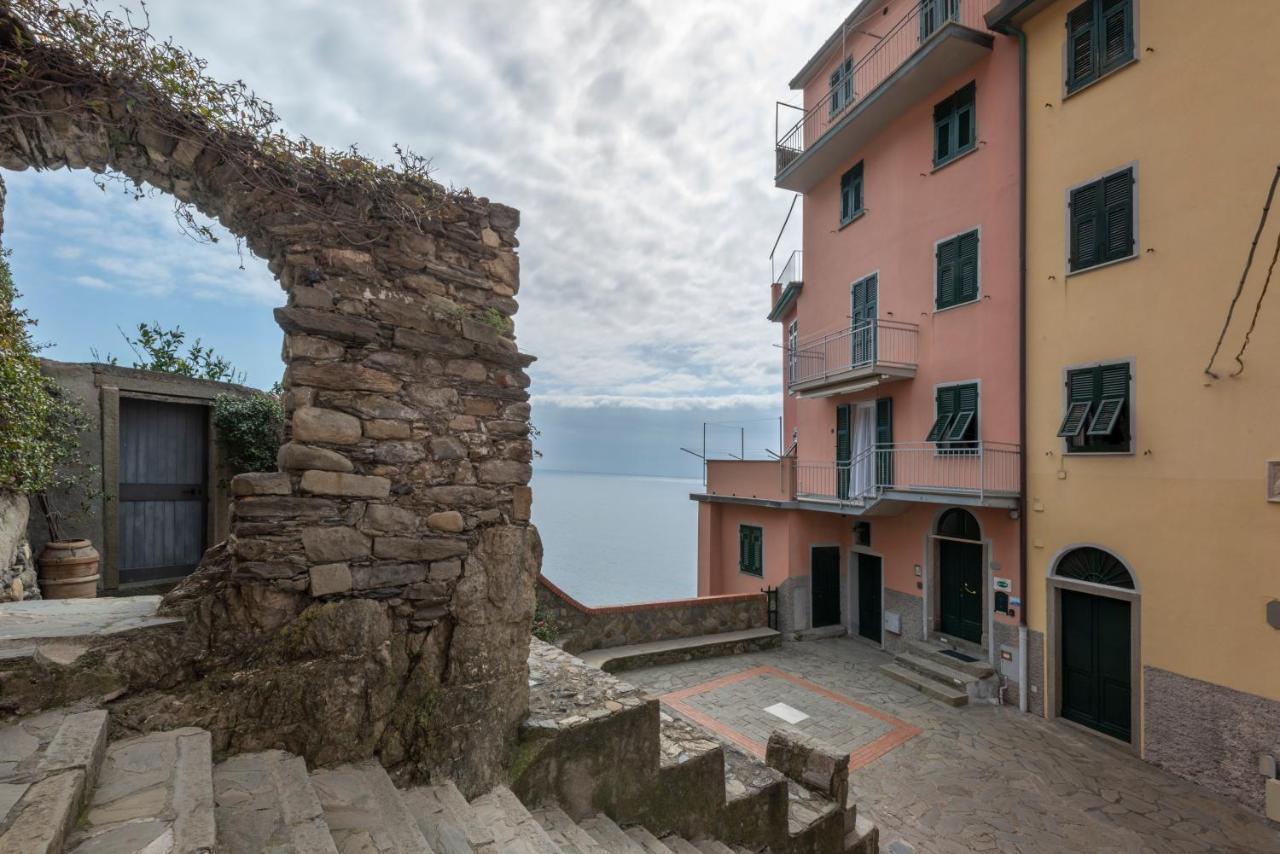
top-left (695, 0), bottom-right (1026, 690)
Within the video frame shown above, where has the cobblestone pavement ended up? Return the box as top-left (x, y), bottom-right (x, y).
top-left (622, 638), bottom-right (1280, 854)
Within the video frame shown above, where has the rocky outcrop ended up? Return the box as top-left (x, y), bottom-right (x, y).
top-left (0, 491), bottom-right (38, 602)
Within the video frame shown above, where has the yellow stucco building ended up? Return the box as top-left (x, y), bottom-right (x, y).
top-left (991, 0), bottom-right (1280, 817)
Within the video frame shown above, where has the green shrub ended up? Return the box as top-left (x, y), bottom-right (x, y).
top-left (0, 251), bottom-right (91, 499)
top-left (212, 391), bottom-right (284, 476)
top-left (531, 605), bottom-right (564, 644)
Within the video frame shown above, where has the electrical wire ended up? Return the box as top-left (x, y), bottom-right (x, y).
top-left (1230, 214), bottom-right (1280, 376)
top-left (1205, 165), bottom-right (1280, 378)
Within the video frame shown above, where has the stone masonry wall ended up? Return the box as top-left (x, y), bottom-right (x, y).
top-left (0, 491), bottom-right (37, 602)
top-left (0, 11), bottom-right (539, 794)
top-left (536, 575), bottom-right (767, 655)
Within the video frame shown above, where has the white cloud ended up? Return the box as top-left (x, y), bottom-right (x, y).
top-left (3, 0), bottom-right (849, 410)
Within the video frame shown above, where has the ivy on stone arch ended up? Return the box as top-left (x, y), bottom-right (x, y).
top-left (1054, 547), bottom-right (1135, 590)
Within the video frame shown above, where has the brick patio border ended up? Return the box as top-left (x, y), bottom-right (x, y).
top-left (661, 665), bottom-right (922, 773)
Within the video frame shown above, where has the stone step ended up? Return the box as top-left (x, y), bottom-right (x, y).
top-left (531, 805), bottom-right (608, 854)
top-left (214, 749), bottom-right (338, 854)
top-left (846, 812), bottom-right (879, 854)
top-left (67, 726), bottom-right (216, 854)
top-left (892, 653), bottom-right (980, 691)
top-left (878, 663), bottom-right (969, 706)
top-left (904, 639), bottom-right (994, 679)
top-left (576, 628), bottom-right (781, 673)
top-left (310, 760), bottom-right (433, 853)
top-left (0, 770), bottom-right (84, 854)
top-left (692, 840), bottom-right (737, 854)
top-left (35, 709), bottom-right (109, 796)
top-left (625, 824), bottom-right (676, 854)
top-left (659, 837), bottom-right (702, 854)
top-left (401, 781), bottom-right (491, 853)
top-left (468, 784), bottom-right (559, 854)
top-left (579, 814), bottom-right (646, 854)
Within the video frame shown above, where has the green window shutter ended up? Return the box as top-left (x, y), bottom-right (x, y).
top-left (840, 170), bottom-right (852, 222)
top-left (1102, 168), bottom-right (1134, 262)
top-left (936, 236), bottom-right (959, 309)
top-left (875, 397), bottom-right (893, 487)
top-left (957, 230), bottom-right (979, 302)
top-left (945, 383), bottom-right (979, 442)
top-left (1066, 1), bottom-right (1095, 90)
top-left (836, 404), bottom-right (852, 465)
top-left (1059, 368), bottom-right (1097, 437)
top-left (1100, 0), bottom-right (1133, 72)
top-left (927, 386), bottom-right (956, 442)
top-left (1088, 363), bottom-right (1129, 435)
top-left (1069, 181), bottom-right (1102, 271)
top-left (933, 96), bottom-right (952, 164)
top-left (739, 526), bottom-right (748, 571)
top-left (753, 527), bottom-right (763, 575)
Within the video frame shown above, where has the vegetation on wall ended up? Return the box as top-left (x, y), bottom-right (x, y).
top-left (95, 322), bottom-right (246, 384)
top-left (0, 250), bottom-right (94, 534)
top-left (1, 0), bottom-right (452, 242)
top-left (212, 390), bottom-right (283, 478)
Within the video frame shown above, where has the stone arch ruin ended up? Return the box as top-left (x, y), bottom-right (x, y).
top-left (0, 5), bottom-right (540, 794)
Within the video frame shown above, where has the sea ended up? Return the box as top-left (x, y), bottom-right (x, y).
top-left (529, 469), bottom-right (701, 606)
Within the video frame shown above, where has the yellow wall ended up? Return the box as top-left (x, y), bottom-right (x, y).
top-left (1024, 0), bottom-right (1280, 722)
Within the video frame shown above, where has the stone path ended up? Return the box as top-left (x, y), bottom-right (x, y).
top-left (623, 637), bottom-right (1280, 854)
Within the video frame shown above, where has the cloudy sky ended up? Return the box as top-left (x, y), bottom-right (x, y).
top-left (2, 0), bottom-right (849, 477)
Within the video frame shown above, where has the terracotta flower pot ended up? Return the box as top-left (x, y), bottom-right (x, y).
top-left (36, 539), bottom-right (100, 599)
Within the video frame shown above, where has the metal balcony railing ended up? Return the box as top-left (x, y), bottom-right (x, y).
top-left (794, 441), bottom-right (1020, 505)
top-left (775, 0), bottom-right (998, 175)
top-left (787, 319), bottom-right (918, 387)
top-left (774, 249), bottom-right (803, 286)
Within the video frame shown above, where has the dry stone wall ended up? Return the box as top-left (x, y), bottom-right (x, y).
top-left (0, 9), bottom-right (539, 794)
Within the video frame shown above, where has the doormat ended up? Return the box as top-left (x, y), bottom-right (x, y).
top-left (939, 649), bottom-right (979, 663)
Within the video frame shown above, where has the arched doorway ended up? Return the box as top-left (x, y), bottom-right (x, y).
top-left (936, 508), bottom-right (983, 644)
top-left (1050, 546), bottom-right (1138, 744)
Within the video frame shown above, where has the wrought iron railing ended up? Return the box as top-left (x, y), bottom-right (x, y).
top-left (794, 441), bottom-right (1020, 505)
top-left (775, 0), bottom-right (998, 175)
top-left (788, 319), bottom-right (918, 387)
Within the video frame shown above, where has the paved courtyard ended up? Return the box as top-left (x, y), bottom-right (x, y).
top-left (624, 638), bottom-right (1280, 854)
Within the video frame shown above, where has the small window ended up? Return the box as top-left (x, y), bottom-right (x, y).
top-left (1070, 167), bottom-right (1135, 272)
top-left (935, 229), bottom-right (979, 310)
top-left (739, 525), bottom-right (763, 576)
top-left (919, 0), bottom-right (959, 42)
top-left (928, 383), bottom-right (978, 450)
top-left (828, 57), bottom-right (854, 116)
top-left (1066, 0), bottom-right (1134, 94)
top-left (840, 161), bottom-right (864, 225)
top-left (1062, 363), bottom-right (1131, 453)
top-left (933, 81), bottom-right (976, 168)
top-left (787, 321), bottom-right (798, 384)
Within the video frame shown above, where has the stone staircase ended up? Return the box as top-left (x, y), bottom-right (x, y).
top-left (878, 639), bottom-right (998, 707)
top-left (1, 704), bottom-right (876, 853)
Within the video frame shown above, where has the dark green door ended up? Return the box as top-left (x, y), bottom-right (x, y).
top-left (857, 554), bottom-right (882, 643)
top-left (811, 547), bottom-right (841, 629)
top-left (939, 539), bottom-right (983, 644)
top-left (1061, 589), bottom-right (1132, 742)
top-left (835, 405), bottom-right (851, 500)
top-left (851, 274), bottom-right (877, 366)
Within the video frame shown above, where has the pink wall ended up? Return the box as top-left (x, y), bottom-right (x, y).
top-left (698, 502), bottom-right (795, 596)
top-left (782, 28), bottom-right (1022, 469)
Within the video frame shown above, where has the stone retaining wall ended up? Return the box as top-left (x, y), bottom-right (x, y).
top-left (536, 575), bottom-right (767, 655)
top-left (0, 491), bottom-right (37, 602)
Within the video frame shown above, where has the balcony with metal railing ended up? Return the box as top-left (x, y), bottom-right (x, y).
top-left (774, 0), bottom-right (998, 192)
top-left (699, 441), bottom-right (1020, 515)
top-left (787, 319), bottom-right (918, 397)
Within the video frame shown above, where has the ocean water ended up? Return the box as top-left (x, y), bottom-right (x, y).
top-left (530, 469), bottom-right (700, 606)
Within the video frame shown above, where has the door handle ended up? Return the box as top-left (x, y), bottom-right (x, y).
top-left (963, 584), bottom-right (976, 595)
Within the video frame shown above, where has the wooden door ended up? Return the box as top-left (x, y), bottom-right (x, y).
top-left (857, 554), bottom-right (882, 643)
top-left (118, 398), bottom-right (208, 586)
top-left (810, 547), bottom-right (841, 629)
top-left (939, 539), bottom-right (983, 644)
top-left (1061, 589), bottom-right (1132, 742)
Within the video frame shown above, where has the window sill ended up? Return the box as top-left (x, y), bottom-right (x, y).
top-left (1066, 252), bottom-right (1138, 279)
top-left (1063, 56), bottom-right (1139, 102)
top-left (931, 144), bottom-right (978, 174)
top-left (838, 209), bottom-right (867, 231)
top-left (1064, 448), bottom-right (1135, 457)
top-left (739, 570), bottom-right (764, 578)
top-left (933, 296), bottom-right (980, 315)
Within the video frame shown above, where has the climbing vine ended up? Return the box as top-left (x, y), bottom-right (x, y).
top-left (0, 0), bottom-right (455, 239)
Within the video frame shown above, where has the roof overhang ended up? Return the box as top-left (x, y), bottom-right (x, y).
top-left (767, 281), bottom-right (803, 322)
top-left (985, 0), bottom-right (1054, 32)
top-left (788, 0), bottom-right (881, 90)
